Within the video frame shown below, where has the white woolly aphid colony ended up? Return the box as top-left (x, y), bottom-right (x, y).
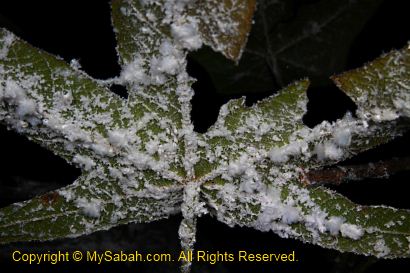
top-left (1, 1), bottom-right (410, 272)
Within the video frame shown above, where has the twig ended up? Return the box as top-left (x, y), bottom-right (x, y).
top-left (304, 157), bottom-right (410, 186)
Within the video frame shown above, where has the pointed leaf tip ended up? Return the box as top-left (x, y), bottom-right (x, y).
top-left (191, 0), bottom-right (257, 62)
top-left (332, 44), bottom-right (410, 121)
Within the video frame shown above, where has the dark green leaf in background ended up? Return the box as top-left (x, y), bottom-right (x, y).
top-left (191, 0), bottom-right (383, 95)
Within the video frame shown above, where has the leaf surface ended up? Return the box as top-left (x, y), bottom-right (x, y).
top-left (1, 1), bottom-right (410, 270)
top-left (0, 172), bottom-right (182, 244)
top-left (199, 45), bottom-right (410, 258)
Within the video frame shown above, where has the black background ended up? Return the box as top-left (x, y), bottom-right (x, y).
top-left (1, 0), bottom-right (410, 272)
